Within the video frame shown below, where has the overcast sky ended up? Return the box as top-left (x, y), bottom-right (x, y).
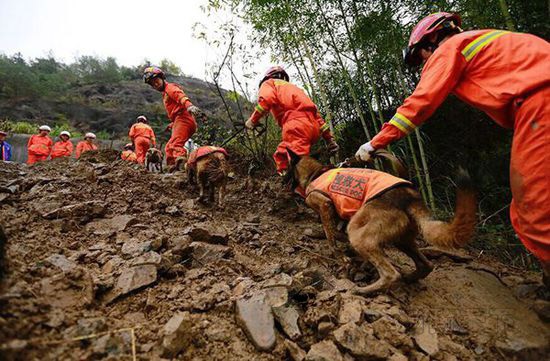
top-left (0, 0), bottom-right (268, 90)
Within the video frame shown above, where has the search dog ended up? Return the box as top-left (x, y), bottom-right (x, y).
top-left (285, 149), bottom-right (476, 295)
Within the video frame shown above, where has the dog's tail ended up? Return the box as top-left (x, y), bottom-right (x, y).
top-left (204, 155), bottom-right (228, 184)
top-left (406, 168), bottom-right (477, 249)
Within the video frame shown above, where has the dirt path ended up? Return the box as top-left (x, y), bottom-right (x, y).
top-left (0, 154), bottom-right (548, 360)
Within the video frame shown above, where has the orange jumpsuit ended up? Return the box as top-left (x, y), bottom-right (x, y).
top-left (162, 82), bottom-right (197, 166)
top-left (129, 122), bottom-right (156, 163)
top-left (370, 30), bottom-right (550, 262)
top-left (27, 135), bottom-right (53, 164)
top-left (75, 141), bottom-right (98, 159)
top-left (307, 168), bottom-right (411, 220)
top-left (249, 79), bottom-right (334, 173)
top-left (50, 140), bottom-right (74, 159)
top-left (121, 150), bottom-right (138, 162)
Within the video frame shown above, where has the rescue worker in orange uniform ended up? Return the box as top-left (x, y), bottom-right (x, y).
top-left (27, 125), bottom-right (53, 164)
top-left (121, 143), bottom-right (138, 163)
top-left (245, 66), bottom-right (339, 176)
top-left (354, 12), bottom-right (550, 286)
top-left (129, 115), bottom-right (156, 163)
top-left (143, 66), bottom-right (206, 168)
top-left (50, 131), bottom-right (74, 159)
top-left (76, 132), bottom-right (98, 159)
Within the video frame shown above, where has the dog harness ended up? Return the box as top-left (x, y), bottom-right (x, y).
top-left (186, 146), bottom-right (228, 169)
top-left (306, 168), bottom-right (412, 220)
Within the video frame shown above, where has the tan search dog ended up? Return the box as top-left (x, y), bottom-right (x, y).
top-left (286, 150), bottom-right (477, 295)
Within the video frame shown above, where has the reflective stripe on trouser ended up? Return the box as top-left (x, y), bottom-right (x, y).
top-left (165, 116), bottom-right (197, 166)
top-left (509, 86), bottom-right (550, 262)
top-left (274, 117), bottom-right (321, 173)
top-left (134, 136), bottom-right (151, 164)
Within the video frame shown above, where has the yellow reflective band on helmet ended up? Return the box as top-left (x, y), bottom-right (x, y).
top-left (180, 96), bottom-right (189, 104)
top-left (461, 30), bottom-right (510, 62)
top-left (255, 104), bottom-right (265, 113)
top-left (389, 113), bottom-right (416, 134)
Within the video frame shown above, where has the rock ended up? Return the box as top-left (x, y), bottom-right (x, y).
top-left (40, 268), bottom-right (94, 309)
top-left (447, 318), bottom-right (468, 335)
top-left (86, 215), bottom-right (138, 236)
top-left (303, 228), bottom-right (325, 239)
top-left (235, 294), bottom-right (276, 351)
top-left (168, 235), bottom-right (192, 255)
top-left (106, 265), bottom-right (157, 303)
top-left (189, 242), bottom-right (231, 266)
top-left (285, 339), bottom-right (306, 361)
top-left (262, 273), bottom-right (293, 288)
top-left (264, 286), bottom-right (289, 308)
top-left (121, 240), bottom-right (153, 258)
top-left (332, 278), bottom-right (356, 292)
top-left (92, 332), bottom-right (131, 357)
top-left (273, 305), bottom-right (301, 340)
top-left (165, 205), bottom-right (180, 215)
top-left (186, 224), bottom-right (229, 245)
top-left (533, 299), bottom-right (550, 322)
top-left (130, 251), bottom-right (162, 267)
top-left (46, 254), bottom-right (77, 272)
top-left (160, 312), bottom-right (193, 358)
top-left (333, 322), bottom-right (392, 360)
top-left (102, 256), bottom-right (125, 274)
top-left (372, 316), bottom-right (414, 350)
top-left (317, 321), bottom-right (335, 338)
top-left (41, 201), bottom-right (107, 220)
top-left (306, 340), bottom-right (344, 361)
top-left (338, 296), bottom-right (363, 324)
top-left (413, 323), bottom-right (439, 356)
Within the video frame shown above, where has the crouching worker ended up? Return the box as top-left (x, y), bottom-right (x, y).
top-left (129, 115), bottom-right (156, 163)
top-left (51, 131), bottom-right (74, 159)
top-left (143, 66), bottom-right (206, 169)
top-left (76, 133), bottom-right (98, 159)
top-left (121, 143), bottom-right (138, 162)
top-left (27, 125), bottom-right (53, 164)
top-left (245, 66), bottom-right (339, 177)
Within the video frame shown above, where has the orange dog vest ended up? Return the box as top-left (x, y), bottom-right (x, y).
top-left (306, 168), bottom-right (412, 220)
top-left (186, 146), bottom-right (228, 169)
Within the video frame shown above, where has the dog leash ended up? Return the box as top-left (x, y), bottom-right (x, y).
top-left (220, 122), bottom-right (266, 147)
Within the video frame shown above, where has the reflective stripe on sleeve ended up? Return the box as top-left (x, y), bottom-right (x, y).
top-left (255, 104), bottom-right (265, 113)
top-left (389, 113), bottom-right (416, 134)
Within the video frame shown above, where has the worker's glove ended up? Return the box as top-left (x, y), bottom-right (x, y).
top-left (164, 123), bottom-right (173, 133)
top-left (245, 118), bottom-right (256, 130)
top-left (187, 105), bottom-right (207, 122)
top-left (355, 141), bottom-right (375, 162)
top-left (326, 139), bottom-right (339, 154)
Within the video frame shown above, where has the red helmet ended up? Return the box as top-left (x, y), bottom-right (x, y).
top-left (259, 66), bottom-right (289, 87)
top-left (403, 12), bottom-right (461, 66)
top-left (143, 66), bottom-right (165, 83)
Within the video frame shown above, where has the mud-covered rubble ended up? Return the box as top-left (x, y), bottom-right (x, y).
top-left (0, 156), bottom-right (549, 360)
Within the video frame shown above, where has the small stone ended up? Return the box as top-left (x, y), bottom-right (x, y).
top-left (160, 312), bottom-right (193, 358)
top-left (285, 339), bottom-right (306, 361)
top-left (334, 322), bottom-right (391, 359)
top-left (46, 254), bottom-right (77, 272)
top-left (106, 265), bottom-right (157, 303)
top-left (306, 340), bottom-right (344, 361)
top-left (168, 235), bottom-right (192, 255)
top-left (264, 286), bottom-right (289, 308)
top-left (273, 305), bottom-right (301, 340)
top-left (413, 322), bottom-right (439, 356)
top-left (447, 318), bottom-right (468, 335)
top-left (130, 251), bottom-right (162, 267)
top-left (186, 224), bottom-right (229, 245)
top-left (189, 242), bottom-right (231, 266)
top-left (303, 228), bottom-right (325, 239)
top-left (121, 240), bottom-right (152, 258)
top-left (317, 321), bottom-right (335, 338)
top-left (235, 294), bottom-right (276, 351)
top-left (165, 205), bottom-right (180, 215)
top-left (338, 297), bottom-right (363, 324)
top-left (86, 214), bottom-right (137, 235)
top-left (372, 316), bottom-right (414, 349)
top-left (262, 273), bottom-right (293, 288)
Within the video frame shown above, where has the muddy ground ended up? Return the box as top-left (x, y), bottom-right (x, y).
top-left (0, 151), bottom-right (548, 360)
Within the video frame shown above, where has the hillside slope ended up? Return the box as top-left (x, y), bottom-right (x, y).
top-left (0, 76), bottom-right (239, 136)
top-left (0, 154), bottom-right (548, 360)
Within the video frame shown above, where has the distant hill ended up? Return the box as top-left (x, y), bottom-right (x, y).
top-left (0, 75), bottom-right (240, 137)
